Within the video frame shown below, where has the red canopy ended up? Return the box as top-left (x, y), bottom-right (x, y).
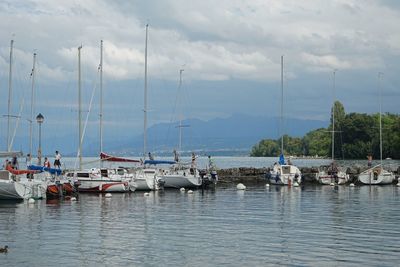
top-left (100, 152), bottom-right (140, 163)
top-left (6, 165), bottom-right (37, 175)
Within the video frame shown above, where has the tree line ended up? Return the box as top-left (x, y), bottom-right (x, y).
top-left (250, 101), bottom-right (400, 159)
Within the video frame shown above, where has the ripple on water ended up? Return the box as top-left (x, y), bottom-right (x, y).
top-left (1, 185), bottom-right (400, 266)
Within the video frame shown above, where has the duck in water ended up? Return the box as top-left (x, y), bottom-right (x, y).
top-left (0, 245), bottom-right (8, 253)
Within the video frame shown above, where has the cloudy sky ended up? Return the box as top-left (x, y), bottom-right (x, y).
top-left (1, 0), bottom-right (399, 152)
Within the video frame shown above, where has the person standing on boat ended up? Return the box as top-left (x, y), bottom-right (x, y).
top-left (173, 149), bottom-right (179, 162)
top-left (11, 156), bottom-right (19, 170)
top-left (148, 152), bottom-right (154, 160)
top-left (367, 155), bottom-right (372, 167)
top-left (26, 153), bottom-right (32, 167)
top-left (191, 152), bottom-right (196, 168)
top-left (208, 155), bottom-right (215, 170)
top-left (54, 151), bottom-right (61, 169)
top-left (44, 157), bottom-right (51, 168)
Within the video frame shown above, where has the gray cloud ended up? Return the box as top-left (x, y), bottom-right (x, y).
top-left (0, 0), bottom-right (399, 152)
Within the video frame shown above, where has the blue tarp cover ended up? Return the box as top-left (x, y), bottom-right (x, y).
top-left (28, 165), bottom-right (62, 175)
top-left (144, 160), bottom-right (175, 165)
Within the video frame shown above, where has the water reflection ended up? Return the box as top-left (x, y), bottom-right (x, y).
top-left (1, 186), bottom-right (400, 266)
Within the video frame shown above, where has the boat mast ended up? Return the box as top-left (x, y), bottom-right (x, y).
top-left (378, 72), bottom-right (383, 168)
top-left (178, 69), bottom-right (184, 153)
top-left (280, 55), bottom-right (284, 156)
top-left (29, 53), bottom-right (37, 157)
top-left (143, 24), bottom-right (148, 160)
top-left (7, 40), bottom-right (14, 152)
top-left (99, 40), bottom-right (103, 165)
top-left (78, 45), bottom-right (83, 170)
top-left (332, 69), bottom-right (337, 161)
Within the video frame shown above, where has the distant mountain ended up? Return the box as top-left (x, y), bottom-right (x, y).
top-left (2, 114), bottom-right (327, 156)
top-left (93, 113), bottom-right (327, 156)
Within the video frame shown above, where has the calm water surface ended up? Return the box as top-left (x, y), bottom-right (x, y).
top-left (1, 184), bottom-right (400, 266)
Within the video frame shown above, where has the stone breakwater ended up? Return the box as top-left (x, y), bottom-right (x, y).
top-left (216, 165), bottom-right (400, 184)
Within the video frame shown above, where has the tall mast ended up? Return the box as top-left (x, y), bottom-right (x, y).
top-left (280, 55), bottom-right (284, 155)
top-left (99, 40), bottom-right (103, 162)
top-left (7, 40), bottom-right (14, 152)
top-left (332, 70), bottom-right (337, 161)
top-left (78, 45), bottom-right (82, 170)
top-left (29, 53), bottom-right (37, 157)
top-left (378, 72), bottom-right (383, 167)
top-left (143, 24), bottom-right (149, 159)
top-left (178, 69), bottom-right (184, 153)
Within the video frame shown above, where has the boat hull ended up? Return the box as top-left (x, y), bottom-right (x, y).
top-left (266, 164), bottom-right (302, 185)
top-left (162, 174), bottom-right (201, 188)
top-left (317, 171), bottom-right (349, 185)
top-left (77, 180), bottom-right (129, 193)
top-left (0, 180), bottom-right (46, 200)
top-left (358, 168), bottom-right (394, 185)
top-left (133, 168), bottom-right (164, 191)
top-left (0, 170), bottom-right (47, 200)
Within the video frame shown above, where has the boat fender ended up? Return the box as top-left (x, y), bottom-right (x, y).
top-left (236, 183), bottom-right (246, 190)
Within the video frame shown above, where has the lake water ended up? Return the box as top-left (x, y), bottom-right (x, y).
top-left (1, 157), bottom-right (400, 266)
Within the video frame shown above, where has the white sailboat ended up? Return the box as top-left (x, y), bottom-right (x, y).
top-left (158, 69), bottom-right (203, 189)
top-left (131, 24), bottom-right (165, 191)
top-left (358, 73), bottom-right (395, 185)
top-left (70, 44), bottom-right (134, 193)
top-left (266, 56), bottom-right (302, 186)
top-left (0, 41), bottom-right (47, 200)
top-left (317, 70), bottom-right (349, 185)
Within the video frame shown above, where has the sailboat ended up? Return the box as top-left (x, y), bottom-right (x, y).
top-left (317, 70), bottom-right (349, 185)
top-left (154, 69), bottom-right (208, 189)
top-left (358, 73), bottom-right (395, 185)
top-left (266, 56), bottom-right (302, 186)
top-left (0, 40), bottom-right (47, 200)
top-left (66, 44), bottom-right (134, 193)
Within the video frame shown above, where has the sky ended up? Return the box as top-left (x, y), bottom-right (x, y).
top-left (0, 0), bottom-right (399, 153)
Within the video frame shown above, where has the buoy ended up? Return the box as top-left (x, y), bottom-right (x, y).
top-left (105, 193), bottom-right (112, 198)
top-left (144, 192), bottom-right (150, 196)
top-left (350, 183), bottom-right (355, 187)
top-left (236, 183), bottom-right (246, 190)
top-left (330, 182), bottom-right (335, 186)
top-left (71, 197), bottom-right (77, 201)
top-left (293, 182), bottom-right (299, 187)
top-left (187, 190), bottom-right (193, 194)
top-left (265, 184), bottom-right (270, 187)
top-left (180, 187), bottom-right (185, 192)
top-left (28, 198), bottom-right (35, 204)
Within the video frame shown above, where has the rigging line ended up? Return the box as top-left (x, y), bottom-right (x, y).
top-left (73, 69), bottom-right (100, 171)
top-left (9, 91), bottom-right (26, 151)
top-left (165, 71), bottom-right (182, 149)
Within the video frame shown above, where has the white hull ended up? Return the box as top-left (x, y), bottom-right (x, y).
top-left (0, 171), bottom-right (47, 200)
top-left (132, 168), bottom-right (163, 191)
top-left (317, 170), bottom-right (349, 185)
top-left (66, 169), bottom-right (134, 193)
top-left (267, 164), bottom-right (302, 185)
top-left (77, 179), bottom-right (130, 192)
top-left (358, 167), bottom-right (394, 185)
top-left (162, 174), bottom-right (202, 188)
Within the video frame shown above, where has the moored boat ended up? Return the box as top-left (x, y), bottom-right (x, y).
top-left (65, 168), bottom-right (134, 193)
top-left (28, 165), bottom-right (77, 198)
top-left (358, 166), bottom-right (394, 185)
top-left (317, 164), bottom-right (349, 185)
top-left (0, 167), bottom-right (46, 200)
